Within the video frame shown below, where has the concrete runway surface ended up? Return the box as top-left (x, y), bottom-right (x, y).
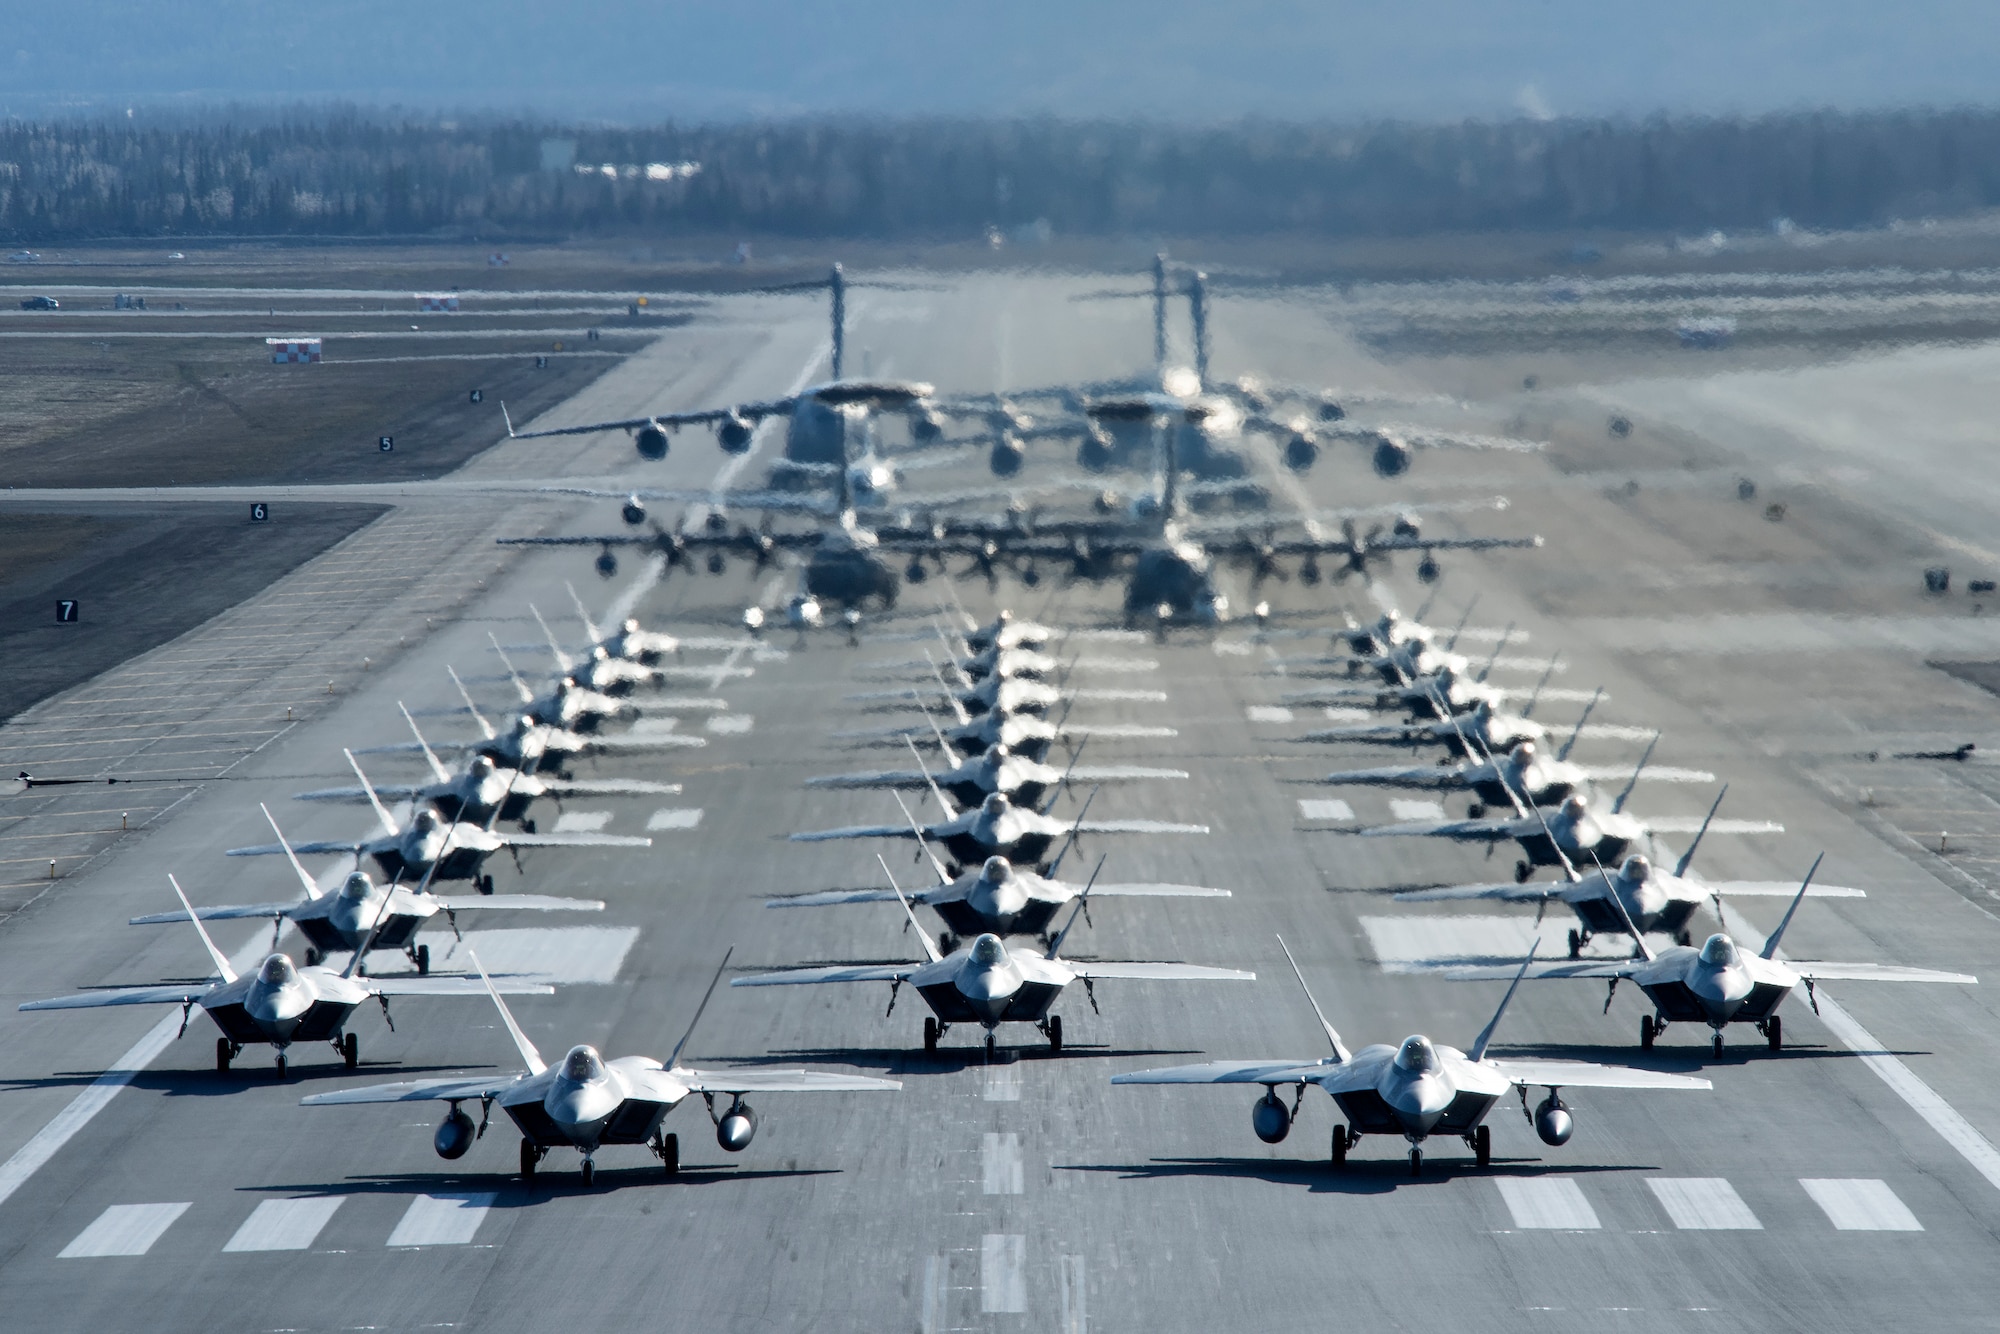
top-left (3, 268), bottom-right (2000, 1332)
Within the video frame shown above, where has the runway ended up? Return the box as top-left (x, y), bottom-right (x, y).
top-left (3, 268), bottom-right (2000, 1331)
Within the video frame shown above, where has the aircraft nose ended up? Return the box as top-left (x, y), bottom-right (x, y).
top-left (1381, 1072), bottom-right (1454, 1135)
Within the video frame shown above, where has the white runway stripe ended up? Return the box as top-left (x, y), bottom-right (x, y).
top-left (981, 1234), bottom-right (1027, 1313)
top-left (552, 810), bottom-right (611, 833)
top-left (1299, 799), bottom-right (1354, 822)
top-left (983, 1133), bottom-right (1024, 1194)
top-left (60, 1202), bottom-right (190, 1257)
top-left (1247, 705), bottom-right (1294, 724)
top-left (1647, 1178), bottom-right (1762, 1230)
top-left (1390, 799), bottom-right (1446, 821)
top-left (1323, 706), bottom-right (1371, 722)
top-left (386, 1193), bottom-right (496, 1246)
top-left (706, 714), bottom-right (754, 734)
top-left (222, 1197), bottom-right (345, 1252)
top-left (1495, 1178), bottom-right (1601, 1229)
top-left (435, 926), bottom-right (640, 985)
top-left (1801, 1179), bottom-right (1923, 1231)
top-left (647, 808), bottom-right (704, 831)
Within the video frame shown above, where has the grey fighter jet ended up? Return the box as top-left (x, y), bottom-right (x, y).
top-left (807, 728), bottom-right (1186, 809)
top-left (768, 852), bottom-right (1228, 951)
top-left (790, 790), bottom-right (1206, 874)
top-left (963, 610), bottom-right (1053, 654)
top-left (302, 950), bottom-right (900, 1185)
top-left (1291, 699), bottom-right (1547, 756)
top-left (23, 876), bottom-right (553, 1075)
top-left (735, 864), bottom-right (1253, 1057)
top-left (1319, 735), bottom-right (1713, 819)
top-left (1113, 937), bottom-right (1708, 1175)
top-left (1440, 858), bottom-right (1976, 1056)
top-left (136, 806), bottom-right (604, 973)
top-left (228, 751), bottom-right (650, 889)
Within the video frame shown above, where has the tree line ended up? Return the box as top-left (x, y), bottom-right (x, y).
top-left (3, 109), bottom-right (1998, 242)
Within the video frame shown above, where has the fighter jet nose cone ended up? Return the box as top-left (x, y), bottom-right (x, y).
top-left (970, 934), bottom-right (1006, 965)
top-left (414, 809), bottom-right (440, 830)
top-left (1698, 934), bottom-right (1739, 967)
top-left (982, 856), bottom-right (1013, 883)
top-left (1623, 854), bottom-right (1652, 882)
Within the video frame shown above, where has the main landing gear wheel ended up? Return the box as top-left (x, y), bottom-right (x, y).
top-left (1568, 929), bottom-right (1584, 959)
top-left (658, 1132), bottom-right (679, 1178)
top-left (216, 1038), bottom-right (235, 1072)
top-left (341, 1033), bottom-right (359, 1069)
top-left (580, 1158), bottom-right (595, 1187)
top-left (1640, 1016), bottom-right (1657, 1050)
top-left (1409, 1147), bottom-right (1423, 1177)
top-left (1473, 1124), bottom-right (1491, 1168)
top-left (303, 947), bottom-right (323, 968)
top-left (413, 944), bottom-right (430, 975)
top-left (1514, 860), bottom-right (1532, 884)
top-left (520, 1138), bottom-right (540, 1179)
top-left (1766, 1015), bottom-right (1783, 1052)
top-left (1331, 1126), bottom-right (1349, 1167)
top-left (938, 933), bottom-right (957, 955)
top-left (1466, 802), bottom-right (1486, 819)
top-left (274, 1051), bottom-right (287, 1079)
top-left (923, 1018), bottom-right (939, 1055)
top-left (477, 874), bottom-right (495, 896)
top-left (1047, 1015), bottom-right (1063, 1052)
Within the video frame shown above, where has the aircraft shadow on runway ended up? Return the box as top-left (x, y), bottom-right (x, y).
top-left (249, 1165), bottom-right (838, 1201)
top-left (1056, 1156), bottom-right (1657, 1194)
top-left (726, 1046), bottom-right (1203, 1075)
top-left (0, 1062), bottom-right (500, 1098)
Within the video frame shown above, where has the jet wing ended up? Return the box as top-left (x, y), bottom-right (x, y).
top-left (1062, 962), bottom-right (1255, 981)
top-left (1322, 764), bottom-right (1463, 788)
top-left (672, 1067), bottom-right (903, 1094)
top-left (363, 977), bottom-right (555, 996)
top-left (300, 1074), bottom-right (523, 1105)
top-left (1088, 883), bottom-right (1230, 897)
top-left (1645, 817), bottom-right (1784, 835)
top-left (766, 889), bottom-right (904, 907)
top-left (804, 769), bottom-right (930, 791)
top-left (1111, 1058), bottom-right (1332, 1085)
top-left (499, 833), bottom-right (653, 849)
top-left (1709, 880), bottom-right (1866, 898)
top-left (1484, 1058), bottom-right (1711, 1091)
top-left (1392, 882), bottom-right (1560, 904)
top-left (1076, 820), bottom-right (1210, 836)
top-left (1071, 766), bottom-right (1190, 782)
top-left (294, 784), bottom-right (424, 803)
top-left (130, 901), bottom-right (297, 924)
top-left (427, 895), bottom-right (606, 912)
top-left (544, 779), bottom-right (684, 797)
top-left (1788, 963), bottom-right (1977, 984)
top-left (1358, 818), bottom-right (1519, 842)
top-left (22, 983), bottom-right (219, 1010)
top-left (505, 399), bottom-right (792, 440)
top-left (586, 733), bottom-right (707, 751)
top-left (227, 840), bottom-right (364, 857)
top-left (788, 825), bottom-right (922, 843)
top-left (1291, 723), bottom-right (1428, 745)
top-left (730, 964), bottom-right (918, 986)
top-left (1441, 961), bottom-right (1639, 981)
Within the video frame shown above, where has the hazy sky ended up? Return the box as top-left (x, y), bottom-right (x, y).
top-left (12, 1), bottom-right (2000, 123)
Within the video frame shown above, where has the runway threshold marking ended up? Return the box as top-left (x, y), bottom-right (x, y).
top-left (1495, 1178), bottom-right (1601, 1229)
top-left (222, 1197), bottom-right (345, 1252)
top-left (982, 1133), bottom-right (1024, 1195)
top-left (59, 1202), bottom-right (190, 1257)
top-left (980, 1234), bottom-right (1027, 1313)
top-left (1717, 898), bottom-right (2000, 1199)
top-left (386, 1193), bottom-right (496, 1246)
top-left (1647, 1178), bottom-right (1763, 1230)
top-left (1800, 1179), bottom-right (1923, 1231)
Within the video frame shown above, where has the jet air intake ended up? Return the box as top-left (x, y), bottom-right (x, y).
top-left (435, 1106), bottom-right (476, 1159)
top-left (989, 434), bottom-right (1025, 477)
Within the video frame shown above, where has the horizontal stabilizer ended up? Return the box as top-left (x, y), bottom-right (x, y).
top-left (301, 1075), bottom-right (519, 1106)
top-left (1646, 817), bottom-right (1784, 835)
top-left (23, 983), bottom-right (218, 1010)
top-left (428, 895), bottom-right (606, 912)
top-left (130, 901), bottom-right (297, 924)
top-left (1791, 962), bottom-right (1976, 984)
top-left (1711, 881), bottom-right (1864, 898)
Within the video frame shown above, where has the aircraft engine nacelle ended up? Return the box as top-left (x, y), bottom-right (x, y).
top-left (1533, 1094), bottom-right (1573, 1146)
top-left (635, 423), bottom-right (670, 461)
top-left (1283, 431), bottom-right (1320, 474)
top-left (1250, 1091), bottom-right (1292, 1144)
top-left (716, 415), bottom-right (754, 455)
top-left (1416, 554), bottom-right (1442, 584)
top-left (717, 1100), bottom-right (759, 1152)
top-left (434, 1107), bottom-right (476, 1160)
top-left (1392, 514), bottom-right (1421, 539)
top-left (621, 498), bottom-right (647, 526)
top-left (989, 434), bottom-right (1025, 477)
top-left (1317, 400), bottom-right (1346, 423)
top-left (1371, 434), bottom-right (1412, 478)
top-left (905, 557), bottom-right (930, 584)
top-left (595, 549), bottom-right (619, 580)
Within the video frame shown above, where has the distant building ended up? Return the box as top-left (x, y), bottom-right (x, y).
top-left (266, 336), bottom-right (323, 363)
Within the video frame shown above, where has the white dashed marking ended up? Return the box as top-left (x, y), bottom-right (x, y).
top-left (1495, 1178), bottom-right (1601, 1230)
top-left (386, 1193), bottom-right (496, 1246)
top-left (1298, 799), bottom-right (1354, 822)
top-left (706, 714), bottom-right (755, 734)
top-left (1801, 1179), bottom-right (1923, 1231)
top-left (1247, 705), bottom-right (1294, 724)
top-left (552, 810), bottom-right (611, 833)
top-left (60, 1203), bottom-right (190, 1257)
top-left (981, 1234), bottom-right (1027, 1312)
top-left (983, 1133), bottom-right (1024, 1194)
top-left (1362, 915), bottom-right (1631, 971)
top-left (223, 1197), bottom-right (346, 1252)
top-left (1059, 1255), bottom-right (1087, 1334)
top-left (1647, 1178), bottom-right (1762, 1230)
top-left (435, 926), bottom-right (640, 985)
top-left (984, 1065), bottom-right (1022, 1101)
top-left (1389, 799), bottom-right (1446, 821)
top-left (1323, 706), bottom-right (1371, 722)
top-left (647, 808), bottom-right (704, 831)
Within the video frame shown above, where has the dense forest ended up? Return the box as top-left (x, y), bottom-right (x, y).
top-left (3, 109), bottom-right (1999, 243)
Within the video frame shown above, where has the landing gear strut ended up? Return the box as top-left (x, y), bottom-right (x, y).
top-left (1408, 1146), bottom-right (1423, 1177)
top-left (923, 1018), bottom-right (940, 1054)
top-left (216, 1038), bottom-right (240, 1072)
top-left (1760, 1015), bottom-right (1782, 1051)
top-left (653, 1131), bottom-right (679, 1177)
top-left (580, 1157), bottom-right (595, 1187)
top-left (520, 1138), bottom-right (544, 1179)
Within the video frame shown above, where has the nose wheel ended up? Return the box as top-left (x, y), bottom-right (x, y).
top-left (580, 1158), bottom-right (595, 1187)
top-left (1712, 1030), bottom-right (1725, 1058)
top-left (1408, 1146), bottom-right (1423, 1177)
top-left (274, 1051), bottom-right (287, 1079)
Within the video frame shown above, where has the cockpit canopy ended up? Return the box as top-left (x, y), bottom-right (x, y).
top-left (981, 793), bottom-right (1011, 816)
top-left (339, 871), bottom-right (374, 901)
top-left (561, 1045), bottom-right (606, 1082)
top-left (1561, 794), bottom-right (1588, 819)
top-left (1394, 1035), bottom-right (1440, 1074)
top-left (980, 857), bottom-right (1014, 883)
top-left (1698, 934), bottom-right (1739, 967)
top-left (469, 755), bottom-right (495, 778)
top-left (258, 954), bottom-right (297, 985)
top-left (969, 935), bottom-right (1006, 966)
top-left (1620, 854), bottom-right (1652, 883)
top-left (412, 808), bottom-right (441, 832)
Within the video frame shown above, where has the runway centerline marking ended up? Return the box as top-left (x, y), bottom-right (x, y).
top-left (1059, 1255), bottom-right (1087, 1334)
top-left (1390, 799), bottom-right (1446, 821)
top-left (983, 1132), bottom-right (1024, 1194)
top-left (647, 808), bottom-right (704, 832)
top-left (1647, 1178), bottom-right (1763, 1230)
top-left (386, 1193), bottom-right (497, 1246)
top-left (1800, 1179), bottom-right (1923, 1231)
top-left (1496, 1178), bottom-right (1601, 1230)
top-left (552, 810), bottom-right (611, 833)
top-left (222, 1197), bottom-right (346, 1252)
top-left (1298, 799), bottom-right (1354, 823)
top-left (59, 1202), bottom-right (190, 1257)
top-left (1246, 705), bottom-right (1294, 724)
top-left (980, 1234), bottom-right (1027, 1313)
